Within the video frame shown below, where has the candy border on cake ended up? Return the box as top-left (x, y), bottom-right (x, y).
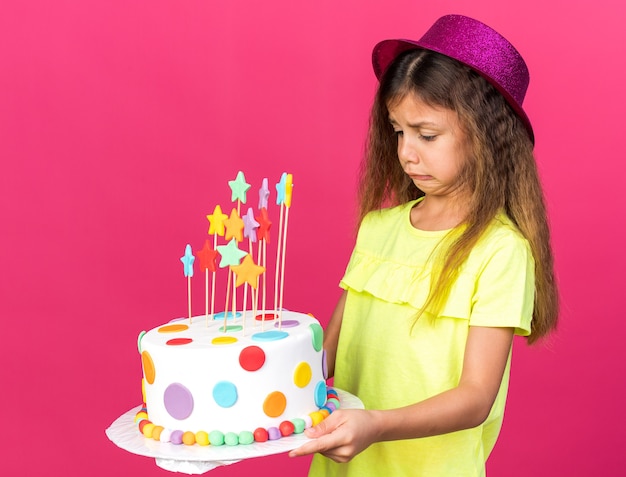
top-left (134, 388), bottom-right (341, 446)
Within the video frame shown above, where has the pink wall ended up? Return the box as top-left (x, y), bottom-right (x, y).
top-left (1, 1), bottom-right (624, 475)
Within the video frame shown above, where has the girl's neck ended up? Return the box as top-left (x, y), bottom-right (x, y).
top-left (410, 195), bottom-right (468, 231)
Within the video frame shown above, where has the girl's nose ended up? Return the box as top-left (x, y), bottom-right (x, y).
top-left (398, 138), bottom-right (419, 164)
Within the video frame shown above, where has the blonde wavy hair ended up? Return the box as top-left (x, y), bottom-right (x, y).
top-left (359, 49), bottom-right (558, 343)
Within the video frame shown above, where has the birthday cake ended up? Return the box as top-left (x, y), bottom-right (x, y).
top-left (133, 172), bottom-right (339, 447)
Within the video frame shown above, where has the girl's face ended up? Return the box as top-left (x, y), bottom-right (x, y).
top-left (388, 94), bottom-right (470, 201)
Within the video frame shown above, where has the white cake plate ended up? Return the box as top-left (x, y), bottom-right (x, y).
top-left (106, 388), bottom-right (363, 474)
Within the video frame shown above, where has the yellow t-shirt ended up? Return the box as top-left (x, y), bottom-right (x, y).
top-left (310, 200), bottom-right (534, 477)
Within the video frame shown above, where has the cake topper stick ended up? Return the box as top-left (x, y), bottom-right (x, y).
top-left (223, 208), bottom-right (245, 324)
top-left (216, 238), bottom-right (247, 331)
top-left (257, 178), bottom-right (270, 326)
top-left (232, 271), bottom-right (237, 326)
top-left (198, 240), bottom-right (218, 326)
top-left (243, 207), bottom-right (260, 331)
top-left (223, 270), bottom-right (232, 331)
top-left (211, 235), bottom-right (218, 321)
top-left (232, 269), bottom-right (237, 327)
top-left (180, 244), bottom-right (195, 323)
top-left (242, 279), bottom-right (248, 335)
top-left (197, 239), bottom-right (219, 326)
top-left (273, 204), bottom-right (284, 318)
top-left (207, 205), bottom-right (228, 323)
top-left (261, 237), bottom-right (268, 331)
top-left (257, 232), bottom-right (269, 331)
top-left (255, 239), bottom-right (262, 328)
top-left (251, 242), bottom-right (261, 331)
top-left (244, 239), bottom-right (252, 334)
top-left (252, 267), bottom-right (258, 332)
top-left (255, 206), bottom-right (272, 328)
top-left (278, 174), bottom-right (293, 328)
top-left (274, 173), bottom-right (287, 320)
top-left (231, 254), bottom-right (266, 334)
top-left (228, 171), bottom-right (251, 321)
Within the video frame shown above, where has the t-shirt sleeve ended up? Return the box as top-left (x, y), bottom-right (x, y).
top-left (468, 232), bottom-right (535, 336)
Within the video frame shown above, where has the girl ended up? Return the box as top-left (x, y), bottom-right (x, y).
top-left (290, 14), bottom-right (558, 476)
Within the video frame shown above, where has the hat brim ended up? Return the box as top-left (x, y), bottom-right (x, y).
top-left (372, 39), bottom-right (534, 143)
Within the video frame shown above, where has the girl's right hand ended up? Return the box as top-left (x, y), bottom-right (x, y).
top-left (288, 408), bottom-right (382, 462)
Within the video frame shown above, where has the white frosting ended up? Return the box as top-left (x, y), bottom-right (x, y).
top-left (140, 311), bottom-right (326, 435)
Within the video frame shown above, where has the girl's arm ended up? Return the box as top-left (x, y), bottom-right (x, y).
top-left (322, 290), bottom-right (347, 379)
top-left (289, 325), bottom-right (514, 462)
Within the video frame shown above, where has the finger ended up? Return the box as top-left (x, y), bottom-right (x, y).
top-left (289, 436), bottom-right (351, 463)
top-left (289, 437), bottom-right (325, 457)
top-left (305, 410), bottom-right (343, 438)
top-left (304, 418), bottom-right (330, 438)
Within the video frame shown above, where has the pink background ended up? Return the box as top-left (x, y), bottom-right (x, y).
top-left (2, 1), bottom-right (625, 475)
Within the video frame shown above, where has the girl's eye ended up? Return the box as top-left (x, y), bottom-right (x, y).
top-left (420, 134), bottom-right (436, 142)
top-left (393, 130), bottom-right (403, 137)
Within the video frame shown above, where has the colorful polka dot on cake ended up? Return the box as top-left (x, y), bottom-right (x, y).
top-left (239, 345), bottom-right (266, 371)
top-left (151, 425), bottom-right (164, 440)
top-left (327, 397), bottom-right (340, 410)
top-left (195, 431), bottom-right (209, 446)
top-left (212, 336), bottom-right (238, 345)
top-left (263, 391), bottom-right (287, 417)
top-left (164, 383), bottom-right (194, 419)
top-left (134, 410), bottom-right (148, 423)
top-left (159, 428), bottom-right (172, 443)
top-left (309, 323), bottom-right (323, 351)
top-left (141, 351), bottom-right (155, 384)
top-left (137, 330), bottom-right (146, 353)
top-left (213, 381), bottom-right (238, 408)
top-left (239, 430), bottom-right (254, 445)
top-left (166, 338), bottom-right (193, 346)
top-left (309, 411), bottom-right (324, 426)
top-left (253, 427), bottom-right (269, 442)
top-left (209, 430), bottom-right (225, 446)
top-left (291, 418), bottom-right (306, 434)
top-left (254, 312), bottom-right (277, 321)
top-left (267, 427), bottom-right (281, 440)
top-left (301, 414), bottom-right (313, 428)
top-left (158, 324), bottom-right (189, 333)
top-left (279, 420), bottom-right (295, 437)
top-left (170, 430), bottom-right (184, 445)
top-left (314, 380), bottom-right (327, 406)
top-left (141, 422), bottom-right (155, 437)
top-left (294, 362), bottom-right (312, 387)
top-left (224, 432), bottom-right (239, 446)
top-left (251, 330), bottom-right (288, 342)
top-left (278, 319), bottom-right (300, 328)
top-left (182, 431), bottom-right (196, 445)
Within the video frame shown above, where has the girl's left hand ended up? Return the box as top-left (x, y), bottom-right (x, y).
top-left (288, 409), bottom-right (380, 463)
